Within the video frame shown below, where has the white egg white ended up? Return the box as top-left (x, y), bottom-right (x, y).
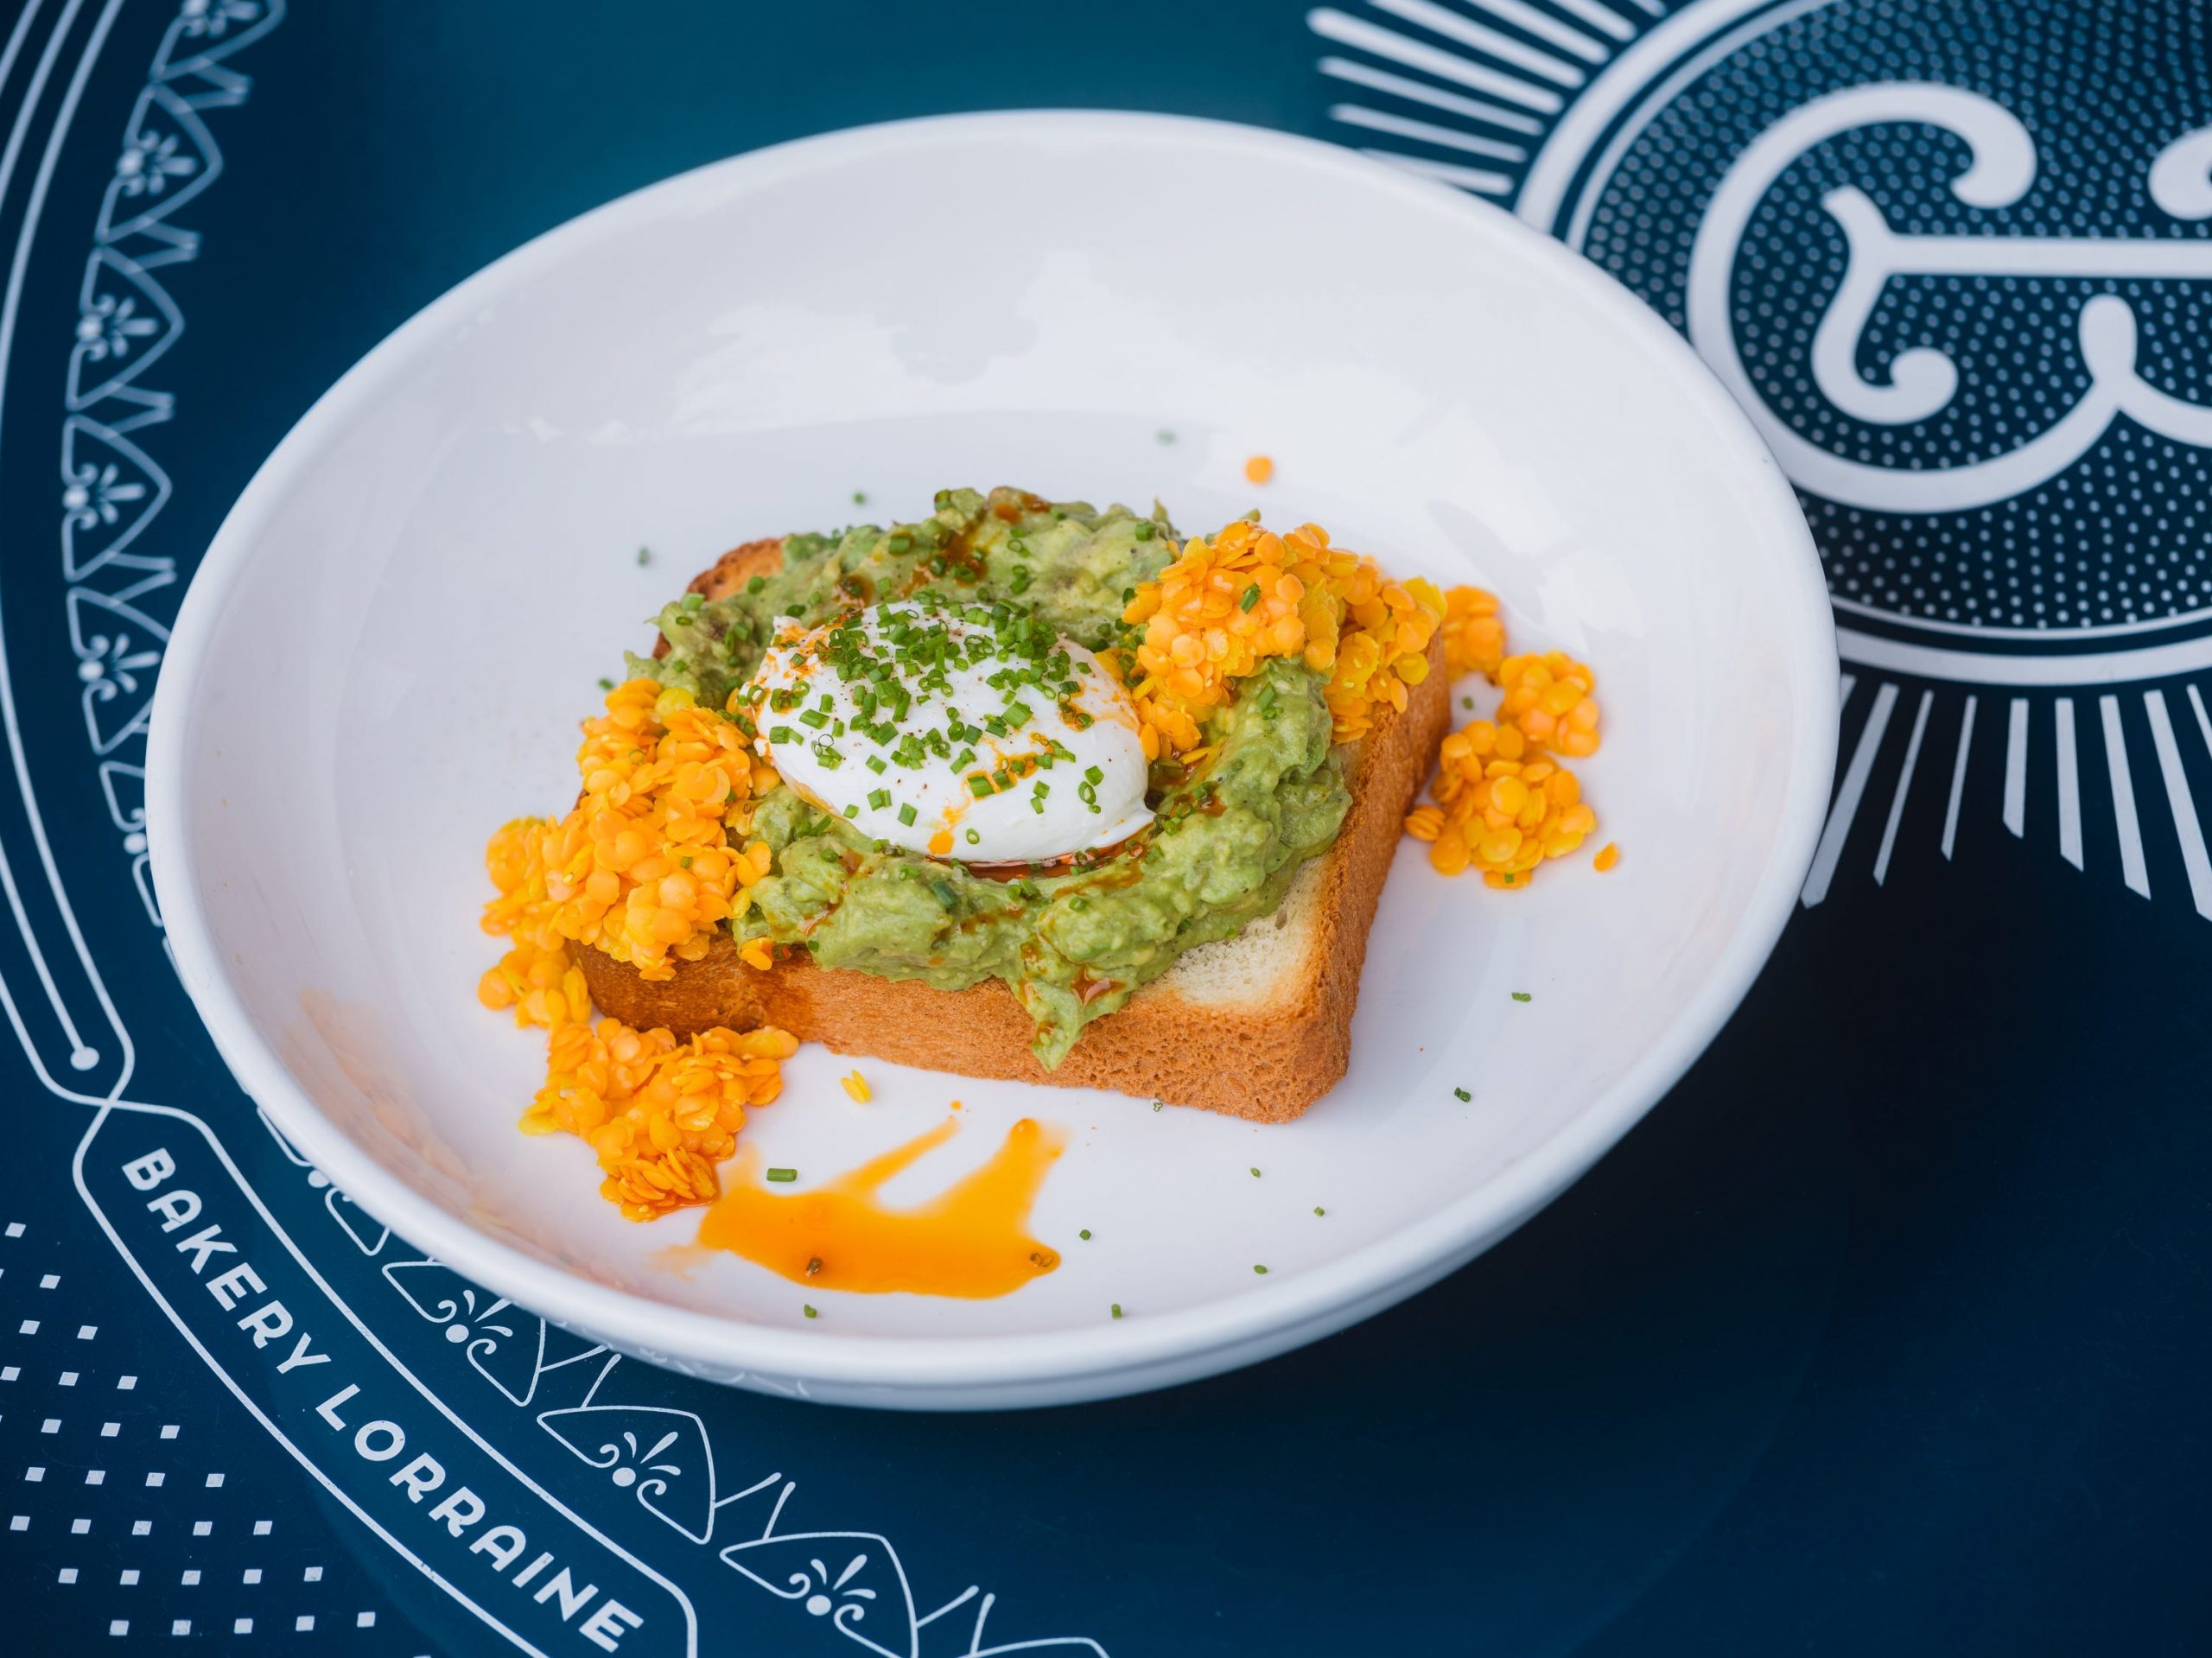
top-left (747, 600), bottom-right (1153, 863)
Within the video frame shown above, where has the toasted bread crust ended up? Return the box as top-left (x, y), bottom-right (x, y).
top-left (584, 537), bottom-right (1448, 1121)
top-left (647, 538), bottom-right (788, 660)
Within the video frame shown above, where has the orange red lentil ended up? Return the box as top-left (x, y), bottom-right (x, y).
top-left (1406, 588), bottom-right (1605, 887)
top-left (478, 679), bottom-right (799, 1221)
top-left (481, 678), bottom-right (775, 982)
top-left (1112, 518), bottom-right (1446, 757)
top-left (1440, 584), bottom-right (1506, 680)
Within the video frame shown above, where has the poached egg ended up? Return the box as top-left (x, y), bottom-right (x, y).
top-left (746, 597), bottom-right (1152, 863)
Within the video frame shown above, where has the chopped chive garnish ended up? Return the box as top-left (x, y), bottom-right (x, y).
top-left (1133, 520), bottom-right (1154, 540)
top-left (897, 803), bottom-right (918, 827)
top-left (1453, 1087), bottom-right (1471, 1102)
top-left (1152, 1100), bottom-right (1164, 1111)
top-left (1511, 991), bottom-right (1532, 1002)
top-left (1313, 1206), bottom-right (1325, 1217)
top-left (929, 878), bottom-right (957, 909)
top-left (965, 829), bottom-right (981, 845)
top-left (636, 546), bottom-right (651, 566)
top-left (747, 575), bottom-right (766, 594)
top-left (768, 725), bottom-right (797, 744)
top-left (1249, 1166), bottom-right (1262, 1178)
top-left (843, 804), bottom-right (859, 818)
top-left (867, 788), bottom-right (891, 810)
top-left (1252, 1264), bottom-right (1268, 1275)
top-left (798, 708), bottom-right (829, 729)
top-left (804, 1304), bottom-right (817, 1318)
top-left (1079, 1229), bottom-right (1092, 1241)
top-left (597, 677), bottom-right (613, 690)
top-left (969, 774), bottom-right (995, 797)
top-left (766, 1168), bottom-right (798, 1183)
top-left (1240, 582), bottom-right (1262, 613)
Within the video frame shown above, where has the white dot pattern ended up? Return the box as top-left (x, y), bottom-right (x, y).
top-left (1581, 0), bottom-right (2212, 633)
top-left (0, 1205), bottom-right (404, 1643)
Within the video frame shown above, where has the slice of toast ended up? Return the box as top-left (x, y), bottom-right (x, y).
top-left (576, 537), bottom-right (1450, 1121)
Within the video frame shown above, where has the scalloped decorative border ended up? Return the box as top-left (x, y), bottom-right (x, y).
top-left (21, 4), bottom-right (1110, 1651)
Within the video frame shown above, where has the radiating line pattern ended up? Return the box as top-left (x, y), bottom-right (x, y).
top-left (1329, 100), bottom-right (1529, 162)
top-left (1317, 53), bottom-right (1548, 136)
top-left (2055, 698), bottom-right (2082, 869)
top-left (1802, 681), bottom-right (1895, 906)
top-left (1790, 673), bottom-right (2212, 910)
top-left (1941, 695), bottom-right (1975, 861)
top-left (1872, 689), bottom-right (1931, 885)
top-left (2143, 690), bottom-right (2212, 918)
top-left (1306, 0), bottom-right (1643, 194)
top-left (2101, 695), bottom-right (2151, 899)
top-left (2004, 698), bottom-right (2029, 838)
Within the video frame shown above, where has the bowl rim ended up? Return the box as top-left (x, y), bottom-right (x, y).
top-left (146, 109), bottom-right (1838, 1395)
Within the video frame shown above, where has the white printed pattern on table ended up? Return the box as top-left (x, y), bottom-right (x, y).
top-left (1309, 0), bottom-right (2212, 914)
top-left (1, 1212), bottom-right (396, 1642)
top-left (0, 1), bottom-right (1109, 1652)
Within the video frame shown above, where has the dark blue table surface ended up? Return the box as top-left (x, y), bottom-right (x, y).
top-left (2, 2), bottom-right (2208, 1654)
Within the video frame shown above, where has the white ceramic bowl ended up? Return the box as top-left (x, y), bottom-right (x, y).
top-left (148, 112), bottom-right (1835, 1410)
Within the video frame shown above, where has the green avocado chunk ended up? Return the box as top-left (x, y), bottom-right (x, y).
top-left (632, 487), bottom-right (1352, 1067)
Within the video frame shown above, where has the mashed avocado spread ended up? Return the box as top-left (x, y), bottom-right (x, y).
top-left (639, 487), bottom-right (1352, 1067)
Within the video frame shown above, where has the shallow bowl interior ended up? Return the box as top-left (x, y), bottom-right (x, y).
top-left (149, 113), bottom-right (1834, 1409)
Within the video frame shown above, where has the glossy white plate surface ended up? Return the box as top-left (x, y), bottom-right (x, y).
top-left (148, 112), bottom-right (1835, 1409)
